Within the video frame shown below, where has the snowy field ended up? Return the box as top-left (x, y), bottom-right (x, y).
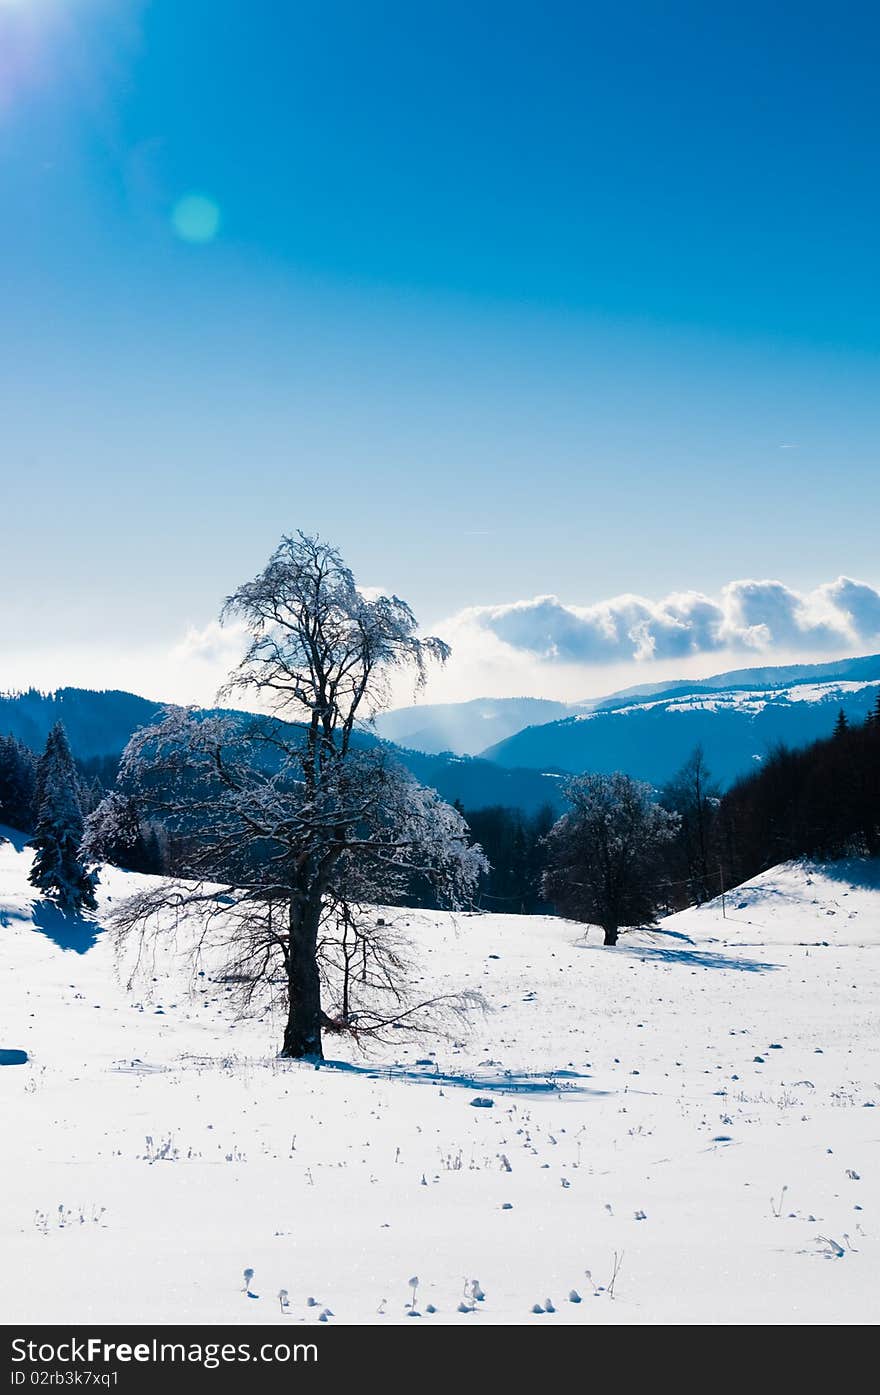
top-left (1, 827), bottom-right (878, 1326)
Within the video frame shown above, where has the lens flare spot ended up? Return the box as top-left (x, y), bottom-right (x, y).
top-left (171, 193), bottom-right (221, 244)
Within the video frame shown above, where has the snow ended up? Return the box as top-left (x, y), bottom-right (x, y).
top-left (572, 677), bottom-right (880, 721)
top-left (666, 678), bottom-right (880, 714)
top-left (1, 827), bottom-right (879, 1326)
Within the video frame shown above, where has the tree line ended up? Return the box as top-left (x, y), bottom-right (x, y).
top-left (718, 699), bottom-right (880, 880)
top-left (5, 685), bottom-right (878, 949)
top-left (455, 803), bottom-right (556, 914)
top-left (0, 733), bottom-right (165, 874)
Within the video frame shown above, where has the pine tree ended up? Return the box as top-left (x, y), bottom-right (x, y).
top-left (28, 723), bottom-right (98, 914)
top-left (833, 708), bottom-right (849, 737)
top-left (84, 775), bottom-right (105, 815)
top-left (0, 735), bottom-right (38, 831)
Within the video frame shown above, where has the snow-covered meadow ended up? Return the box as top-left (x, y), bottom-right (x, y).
top-left (1, 829), bottom-right (878, 1325)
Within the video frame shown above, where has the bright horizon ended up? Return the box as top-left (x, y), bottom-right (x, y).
top-left (2, 611), bottom-right (879, 716)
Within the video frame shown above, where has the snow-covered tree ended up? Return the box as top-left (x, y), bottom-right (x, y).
top-left (0, 735), bottom-right (37, 831)
top-left (28, 723), bottom-right (98, 914)
top-left (111, 532), bottom-right (487, 1058)
top-left (82, 790), bottom-right (165, 873)
top-left (542, 771), bottom-right (679, 944)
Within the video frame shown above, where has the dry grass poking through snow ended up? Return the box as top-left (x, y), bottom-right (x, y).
top-left (1, 832), bottom-right (879, 1325)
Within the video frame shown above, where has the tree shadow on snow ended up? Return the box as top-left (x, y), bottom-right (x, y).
top-left (29, 900), bottom-right (101, 955)
top-left (813, 857), bottom-right (880, 892)
top-left (576, 940), bottom-right (777, 973)
top-left (640, 926), bottom-right (698, 944)
top-left (316, 1059), bottom-right (608, 1097)
top-left (0, 826), bottom-right (31, 853)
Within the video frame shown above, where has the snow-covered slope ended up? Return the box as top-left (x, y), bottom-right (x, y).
top-left (483, 675), bottom-right (880, 785)
top-left (376, 652), bottom-right (880, 766)
top-left (2, 831), bottom-right (879, 1325)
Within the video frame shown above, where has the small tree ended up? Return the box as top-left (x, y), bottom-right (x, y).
top-left (542, 771), bottom-right (678, 944)
top-left (28, 723), bottom-right (98, 914)
top-left (111, 532), bottom-right (487, 1058)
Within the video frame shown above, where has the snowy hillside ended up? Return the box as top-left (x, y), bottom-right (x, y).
top-left (2, 830), bottom-right (879, 1325)
top-left (371, 653), bottom-right (880, 786)
top-left (374, 653), bottom-right (880, 758)
top-left (484, 675), bottom-right (880, 785)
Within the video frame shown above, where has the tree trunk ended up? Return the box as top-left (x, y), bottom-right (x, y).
top-left (603, 925), bottom-right (619, 946)
top-left (281, 899), bottom-right (324, 1059)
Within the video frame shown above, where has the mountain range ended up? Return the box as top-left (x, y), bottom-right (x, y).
top-left (0, 687), bottom-right (564, 815)
top-left (372, 696), bottom-right (571, 754)
top-left (381, 652), bottom-right (880, 788)
top-left (3, 651), bottom-right (879, 813)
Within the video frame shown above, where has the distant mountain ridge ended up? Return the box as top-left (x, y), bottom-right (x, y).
top-left (372, 696), bottom-right (570, 755)
top-left (584, 652), bottom-right (880, 715)
top-left (374, 653), bottom-right (880, 761)
top-left (0, 688), bottom-right (164, 759)
top-left (4, 651), bottom-right (880, 813)
top-left (0, 686), bottom-right (563, 816)
top-left (482, 655), bottom-right (880, 787)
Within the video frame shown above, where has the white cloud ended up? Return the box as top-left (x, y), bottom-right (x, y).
top-left (3, 575), bottom-right (878, 712)
top-left (454, 575), bottom-right (880, 669)
top-left (818, 576), bottom-right (880, 639)
top-left (718, 579), bottom-right (844, 651)
top-left (171, 619), bottom-right (249, 668)
top-left (178, 576), bottom-right (880, 710)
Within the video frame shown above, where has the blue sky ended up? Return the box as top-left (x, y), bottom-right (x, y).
top-left (1, 0), bottom-right (879, 703)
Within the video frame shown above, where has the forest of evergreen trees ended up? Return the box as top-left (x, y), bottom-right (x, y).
top-left (0, 729), bottom-right (164, 880)
top-left (0, 733), bottom-right (116, 833)
top-left (718, 697), bottom-right (880, 882)
top-left (457, 802), bottom-right (556, 913)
